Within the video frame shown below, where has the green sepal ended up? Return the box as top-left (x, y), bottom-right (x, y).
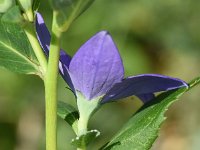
top-left (57, 101), bottom-right (79, 133)
top-left (71, 129), bottom-right (100, 148)
top-left (48, 0), bottom-right (95, 32)
top-left (101, 77), bottom-right (200, 150)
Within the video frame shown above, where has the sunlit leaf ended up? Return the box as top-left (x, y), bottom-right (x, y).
top-left (0, 0), bottom-right (15, 13)
top-left (18, 0), bottom-right (32, 12)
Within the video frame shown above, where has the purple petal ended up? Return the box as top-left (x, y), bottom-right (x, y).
top-left (35, 13), bottom-right (71, 65)
top-left (35, 13), bottom-right (74, 91)
top-left (69, 31), bottom-right (124, 100)
top-left (102, 74), bottom-right (188, 103)
top-left (136, 93), bottom-right (155, 104)
top-left (59, 51), bottom-right (75, 93)
top-left (35, 12), bottom-right (51, 55)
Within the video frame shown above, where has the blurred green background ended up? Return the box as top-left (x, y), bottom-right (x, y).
top-left (0, 0), bottom-right (200, 150)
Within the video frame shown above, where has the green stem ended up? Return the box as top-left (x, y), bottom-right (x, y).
top-left (77, 114), bottom-right (89, 136)
top-left (44, 12), bottom-right (62, 150)
top-left (76, 115), bottom-right (89, 150)
top-left (24, 23), bottom-right (47, 77)
top-left (76, 93), bottom-right (100, 150)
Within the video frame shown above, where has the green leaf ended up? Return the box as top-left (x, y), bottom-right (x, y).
top-left (49, 0), bottom-right (95, 31)
top-left (0, 0), bottom-right (15, 13)
top-left (1, 6), bottom-right (24, 24)
top-left (57, 101), bottom-right (79, 126)
top-left (101, 78), bottom-right (200, 150)
top-left (18, 0), bottom-right (32, 12)
top-left (0, 19), bottom-right (40, 74)
top-left (32, 0), bottom-right (40, 11)
top-left (71, 129), bottom-right (100, 148)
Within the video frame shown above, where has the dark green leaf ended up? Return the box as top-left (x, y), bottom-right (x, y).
top-left (49, 0), bottom-right (95, 31)
top-left (0, 19), bottom-right (40, 74)
top-left (71, 129), bottom-right (100, 148)
top-left (101, 77), bottom-right (200, 150)
top-left (57, 101), bottom-right (79, 126)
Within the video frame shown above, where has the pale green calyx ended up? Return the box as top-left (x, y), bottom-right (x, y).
top-left (76, 92), bottom-right (101, 136)
top-left (0, 0), bottom-right (15, 13)
top-left (17, 0), bottom-right (33, 22)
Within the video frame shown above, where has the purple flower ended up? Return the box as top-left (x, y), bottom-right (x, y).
top-left (36, 13), bottom-right (188, 103)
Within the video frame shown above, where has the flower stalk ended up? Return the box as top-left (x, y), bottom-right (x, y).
top-left (76, 93), bottom-right (100, 135)
top-left (44, 11), bottom-right (62, 150)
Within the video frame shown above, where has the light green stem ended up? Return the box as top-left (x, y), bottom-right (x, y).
top-left (77, 116), bottom-right (88, 150)
top-left (24, 23), bottom-right (47, 77)
top-left (76, 93), bottom-right (100, 150)
top-left (44, 12), bottom-right (62, 150)
top-left (77, 116), bottom-right (89, 136)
